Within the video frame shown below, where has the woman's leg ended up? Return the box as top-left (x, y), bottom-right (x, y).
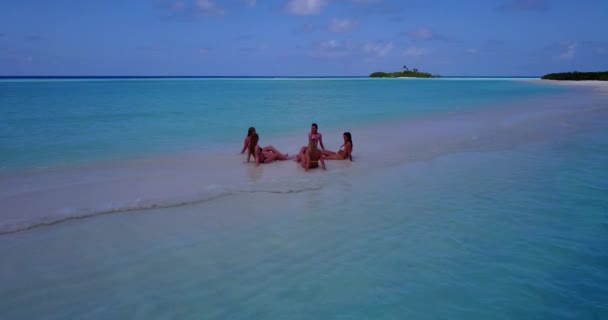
top-left (302, 155), bottom-right (310, 171)
top-left (324, 150), bottom-right (345, 160)
top-left (262, 151), bottom-right (278, 163)
top-left (262, 146), bottom-right (288, 160)
top-left (295, 146), bottom-right (306, 162)
top-left (322, 149), bottom-right (337, 157)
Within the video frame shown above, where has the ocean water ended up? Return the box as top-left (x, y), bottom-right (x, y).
top-left (0, 78), bottom-right (560, 171)
top-left (1, 78), bottom-right (607, 319)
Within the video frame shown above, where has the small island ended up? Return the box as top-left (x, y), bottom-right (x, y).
top-left (541, 71), bottom-right (608, 81)
top-left (370, 65), bottom-right (439, 78)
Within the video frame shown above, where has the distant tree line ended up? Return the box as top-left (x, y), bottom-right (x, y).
top-left (370, 66), bottom-right (438, 78)
top-left (542, 71), bottom-right (608, 81)
top-left (370, 71), bottom-right (435, 78)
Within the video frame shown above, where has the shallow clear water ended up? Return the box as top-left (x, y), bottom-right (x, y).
top-left (0, 78), bottom-right (560, 171)
top-left (0, 79), bottom-right (607, 319)
top-left (1, 115), bottom-right (607, 319)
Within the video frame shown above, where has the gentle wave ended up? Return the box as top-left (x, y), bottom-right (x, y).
top-left (0, 180), bottom-right (323, 235)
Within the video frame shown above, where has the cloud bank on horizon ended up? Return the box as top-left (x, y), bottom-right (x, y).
top-left (0, 0), bottom-right (606, 76)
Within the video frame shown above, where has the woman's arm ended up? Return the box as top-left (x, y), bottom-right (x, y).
top-left (345, 143), bottom-right (353, 161)
top-left (255, 148), bottom-right (261, 167)
top-left (241, 137), bottom-right (250, 154)
top-left (319, 152), bottom-right (327, 170)
top-left (319, 156), bottom-right (327, 170)
top-left (303, 152), bottom-right (310, 171)
top-left (318, 134), bottom-right (325, 150)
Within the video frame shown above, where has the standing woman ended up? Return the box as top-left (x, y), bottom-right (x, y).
top-left (302, 138), bottom-right (326, 171)
top-left (323, 132), bottom-right (353, 161)
top-left (249, 133), bottom-right (289, 167)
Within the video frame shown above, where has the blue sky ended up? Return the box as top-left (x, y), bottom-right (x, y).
top-left (0, 0), bottom-right (607, 76)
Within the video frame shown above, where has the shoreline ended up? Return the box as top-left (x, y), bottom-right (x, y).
top-left (532, 79), bottom-right (608, 93)
top-left (1, 86), bottom-right (606, 235)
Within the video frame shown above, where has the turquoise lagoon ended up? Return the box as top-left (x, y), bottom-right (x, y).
top-left (0, 78), bottom-right (607, 319)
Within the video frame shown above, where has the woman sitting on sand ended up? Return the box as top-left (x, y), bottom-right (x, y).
top-left (302, 138), bottom-right (326, 171)
top-left (240, 127), bottom-right (256, 154)
top-left (248, 133), bottom-right (289, 167)
top-left (296, 123), bottom-right (325, 162)
top-left (322, 132), bottom-right (353, 161)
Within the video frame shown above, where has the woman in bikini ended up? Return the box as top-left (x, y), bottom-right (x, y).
top-left (241, 127), bottom-right (256, 154)
top-left (296, 123), bottom-right (325, 162)
top-left (248, 133), bottom-right (289, 167)
top-left (322, 132), bottom-right (353, 161)
top-left (302, 138), bottom-right (326, 171)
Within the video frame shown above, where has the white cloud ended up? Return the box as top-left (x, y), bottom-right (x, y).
top-left (467, 48), bottom-right (478, 55)
top-left (195, 0), bottom-right (225, 15)
top-left (558, 42), bottom-right (577, 60)
top-left (246, 0), bottom-right (257, 7)
top-left (363, 42), bottom-right (393, 57)
top-left (406, 27), bottom-right (434, 40)
top-left (310, 39), bottom-right (357, 57)
top-left (285, 0), bottom-right (327, 16)
top-left (327, 18), bottom-right (356, 33)
top-left (320, 40), bottom-right (340, 50)
top-left (403, 47), bottom-right (426, 57)
top-left (157, 0), bottom-right (226, 17)
top-left (404, 27), bottom-right (450, 41)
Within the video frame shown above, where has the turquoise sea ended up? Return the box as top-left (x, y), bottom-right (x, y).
top-left (1, 77), bottom-right (556, 171)
top-left (1, 78), bottom-right (607, 319)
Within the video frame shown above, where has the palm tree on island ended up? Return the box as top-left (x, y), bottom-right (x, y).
top-left (370, 65), bottom-right (437, 78)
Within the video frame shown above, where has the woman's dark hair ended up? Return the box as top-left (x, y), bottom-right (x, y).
top-left (312, 123), bottom-right (318, 130)
top-left (344, 132), bottom-right (352, 146)
top-left (249, 133), bottom-right (259, 155)
top-left (247, 127), bottom-right (255, 137)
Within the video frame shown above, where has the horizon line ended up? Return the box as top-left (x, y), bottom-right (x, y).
top-left (0, 75), bottom-right (542, 79)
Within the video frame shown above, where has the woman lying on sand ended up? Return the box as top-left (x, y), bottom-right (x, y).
top-left (240, 127), bottom-right (256, 154)
top-left (302, 138), bottom-right (326, 171)
top-left (322, 132), bottom-right (353, 161)
top-left (248, 133), bottom-right (289, 167)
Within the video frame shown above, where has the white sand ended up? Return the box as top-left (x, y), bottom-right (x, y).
top-left (532, 79), bottom-right (608, 93)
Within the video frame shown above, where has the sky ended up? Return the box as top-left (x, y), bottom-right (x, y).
top-left (0, 0), bottom-right (607, 76)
